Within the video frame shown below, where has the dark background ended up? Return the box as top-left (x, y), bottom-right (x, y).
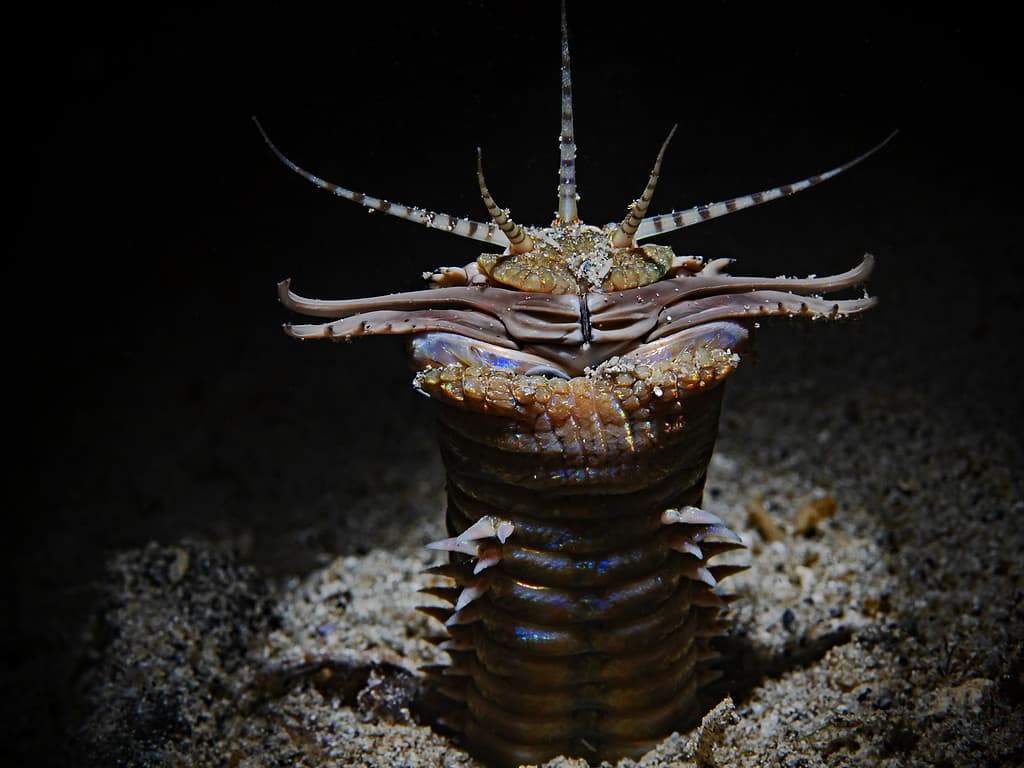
top-left (7, 2), bottom-right (1017, 765)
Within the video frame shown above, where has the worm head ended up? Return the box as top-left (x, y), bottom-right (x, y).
top-left (263, 5), bottom-right (891, 378)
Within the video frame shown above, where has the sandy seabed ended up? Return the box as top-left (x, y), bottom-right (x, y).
top-left (68, 315), bottom-right (1024, 766)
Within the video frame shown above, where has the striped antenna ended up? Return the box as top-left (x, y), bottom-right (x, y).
top-left (610, 125), bottom-right (678, 248)
top-left (477, 149), bottom-right (534, 254)
top-left (556, 0), bottom-right (578, 224)
top-left (635, 130), bottom-right (898, 241)
top-left (253, 117), bottom-right (510, 248)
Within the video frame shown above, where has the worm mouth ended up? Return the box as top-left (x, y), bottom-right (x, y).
top-left (279, 253), bottom-right (875, 376)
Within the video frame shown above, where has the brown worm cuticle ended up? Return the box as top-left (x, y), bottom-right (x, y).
top-left (264, 4), bottom-right (886, 764)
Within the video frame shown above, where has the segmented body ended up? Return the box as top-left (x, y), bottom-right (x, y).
top-left (416, 333), bottom-right (743, 765)
top-left (262, 5), bottom-right (885, 765)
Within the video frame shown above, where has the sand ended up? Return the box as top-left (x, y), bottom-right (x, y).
top-left (66, 308), bottom-right (1024, 766)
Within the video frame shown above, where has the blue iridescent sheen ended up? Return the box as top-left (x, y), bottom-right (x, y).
top-left (410, 332), bottom-right (559, 374)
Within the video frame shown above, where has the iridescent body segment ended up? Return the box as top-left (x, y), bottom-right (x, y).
top-left (264, 4), bottom-right (884, 765)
